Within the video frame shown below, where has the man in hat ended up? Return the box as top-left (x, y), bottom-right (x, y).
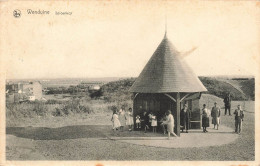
top-left (180, 104), bottom-right (190, 133)
top-left (233, 105), bottom-right (244, 134)
top-left (211, 102), bottom-right (221, 130)
top-left (223, 93), bottom-right (232, 116)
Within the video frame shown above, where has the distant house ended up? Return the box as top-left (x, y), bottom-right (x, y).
top-left (88, 85), bottom-right (101, 91)
top-left (23, 81), bottom-right (43, 100)
top-left (6, 81), bottom-right (43, 103)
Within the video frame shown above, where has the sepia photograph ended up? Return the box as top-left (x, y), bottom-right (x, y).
top-left (0, 0), bottom-right (259, 165)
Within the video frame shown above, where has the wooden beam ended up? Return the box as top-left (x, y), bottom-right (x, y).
top-left (176, 92), bottom-right (180, 137)
top-left (133, 93), bottom-right (139, 100)
top-left (164, 93), bottom-right (176, 102)
top-left (180, 93), bottom-right (190, 102)
top-left (133, 93), bottom-right (138, 130)
top-left (198, 92), bottom-right (202, 99)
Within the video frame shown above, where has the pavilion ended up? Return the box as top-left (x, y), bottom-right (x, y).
top-left (129, 32), bottom-right (207, 136)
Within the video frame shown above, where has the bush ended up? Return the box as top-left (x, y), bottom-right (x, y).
top-left (32, 102), bottom-right (48, 116)
top-left (50, 99), bottom-right (94, 116)
top-left (108, 105), bottom-right (118, 112)
top-left (6, 102), bottom-right (48, 118)
top-left (100, 78), bottom-right (135, 103)
top-left (46, 99), bottom-right (63, 104)
top-left (240, 78), bottom-right (255, 100)
top-left (6, 98), bottom-right (95, 118)
top-left (52, 107), bottom-right (63, 116)
top-left (79, 104), bottom-right (93, 114)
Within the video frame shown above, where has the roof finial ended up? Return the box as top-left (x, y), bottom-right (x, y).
top-left (164, 13), bottom-right (167, 38)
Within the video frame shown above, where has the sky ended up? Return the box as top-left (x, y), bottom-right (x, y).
top-left (1, 1), bottom-right (259, 79)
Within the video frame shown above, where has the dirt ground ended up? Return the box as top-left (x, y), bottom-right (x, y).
top-left (5, 100), bottom-right (255, 161)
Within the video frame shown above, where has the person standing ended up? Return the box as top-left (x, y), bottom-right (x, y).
top-left (180, 104), bottom-right (190, 133)
top-left (118, 108), bottom-right (126, 132)
top-left (126, 107), bottom-right (134, 131)
top-left (151, 113), bottom-right (157, 133)
top-left (224, 93), bottom-right (232, 116)
top-left (111, 110), bottom-right (121, 131)
top-left (201, 104), bottom-right (210, 132)
top-left (233, 105), bottom-right (244, 134)
top-left (141, 111), bottom-right (150, 133)
top-left (211, 102), bottom-right (221, 130)
top-left (165, 110), bottom-right (177, 139)
top-left (159, 113), bottom-right (167, 134)
top-left (135, 114), bottom-right (141, 129)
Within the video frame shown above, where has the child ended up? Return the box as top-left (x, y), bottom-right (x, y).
top-left (126, 108), bottom-right (134, 131)
top-left (111, 110), bottom-right (121, 131)
top-left (136, 115), bottom-right (141, 129)
top-left (151, 114), bottom-right (157, 133)
top-left (159, 113), bottom-right (167, 134)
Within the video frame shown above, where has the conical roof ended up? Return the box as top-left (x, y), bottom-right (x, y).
top-left (130, 35), bottom-right (207, 93)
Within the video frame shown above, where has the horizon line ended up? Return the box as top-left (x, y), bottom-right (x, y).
top-left (6, 74), bottom-right (255, 80)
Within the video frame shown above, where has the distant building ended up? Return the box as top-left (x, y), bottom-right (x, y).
top-left (88, 85), bottom-right (101, 91)
top-left (6, 81), bottom-right (43, 103)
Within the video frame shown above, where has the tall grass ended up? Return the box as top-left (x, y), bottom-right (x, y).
top-left (6, 99), bottom-right (94, 119)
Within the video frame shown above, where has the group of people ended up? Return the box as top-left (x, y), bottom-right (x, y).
top-left (111, 107), bottom-right (177, 139)
top-left (111, 107), bottom-right (134, 132)
top-left (136, 109), bottom-right (177, 139)
top-left (111, 94), bottom-right (245, 138)
top-left (200, 93), bottom-right (245, 134)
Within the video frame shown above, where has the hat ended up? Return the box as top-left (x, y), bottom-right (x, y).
top-left (214, 102), bottom-right (217, 104)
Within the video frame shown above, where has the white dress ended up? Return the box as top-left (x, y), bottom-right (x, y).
top-left (166, 114), bottom-right (174, 133)
top-left (112, 114), bottom-right (121, 129)
top-left (136, 115), bottom-right (141, 123)
top-left (151, 116), bottom-right (157, 126)
top-left (118, 111), bottom-right (126, 126)
top-left (126, 112), bottom-right (134, 125)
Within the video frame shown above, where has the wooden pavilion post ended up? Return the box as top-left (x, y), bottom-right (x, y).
top-left (176, 92), bottom-right (180, 136)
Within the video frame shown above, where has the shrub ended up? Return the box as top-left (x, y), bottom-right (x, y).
top-left (46, 99), bottom-right (64, 104)
top-left (79, 104), bottom-right (93, 114)
top-left (32, 102), bottom-right (48, 116)
top-left (108, 105), bottom-right (118, 112)
top-left (52, 107), bottom-right (63, 116)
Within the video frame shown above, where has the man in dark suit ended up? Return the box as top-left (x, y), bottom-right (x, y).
top-left (224, 93), bottom-right (232, 116)
top-left (141, 111), bottom-right (150, 133)
top-left (233, 105), bottom-right (244, 134)
top-left (180, 104), bottom-right (190, 133)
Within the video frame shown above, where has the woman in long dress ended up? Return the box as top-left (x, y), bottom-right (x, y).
top-left (118, 108), bottom-right (126, 132)
top-left (111, 110), bottom-right (121, 131)
top-left (125, 107), bottom-right (134, 131)
top-left (165, 110), bottom-right (177, 139)
top-left (201, 104), bottom-right (210, 132)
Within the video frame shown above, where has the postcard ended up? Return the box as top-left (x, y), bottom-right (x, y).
top-left (0, 1), bottom-right (259, 166)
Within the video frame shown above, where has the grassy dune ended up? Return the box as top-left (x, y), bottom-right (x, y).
top-left (5, 77), bottom-right (255, 160)
top-left (6, 94), bottom-right (255, 160)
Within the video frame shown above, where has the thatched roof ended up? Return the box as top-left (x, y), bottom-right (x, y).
top-left (130, 35), bottom-right (207, 93)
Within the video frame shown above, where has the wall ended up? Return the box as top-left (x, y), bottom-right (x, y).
top-left (33, 82), bottom-right (43, 100)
